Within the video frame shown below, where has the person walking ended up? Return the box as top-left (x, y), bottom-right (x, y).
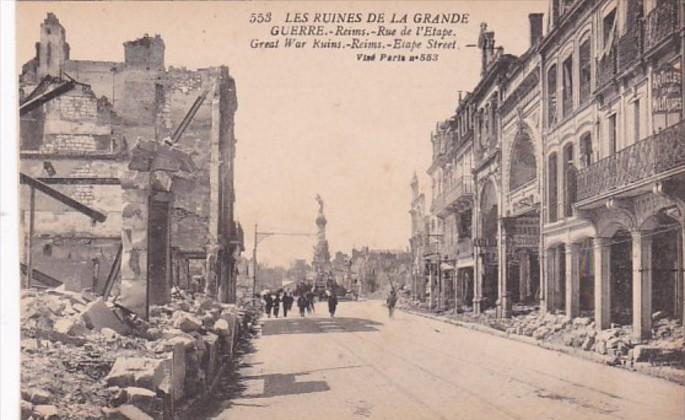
top-left (272, 293), bottom-right (281, 318)
top-left (297, 294), bottom-right (307, 317)
top-left (264, 293), bottom-right (273, 318)
top-left (306, 290), bottom-right (316, 314)
top-left (327, 290), bottom-right (338, 318)
top-left (282, 292), bottom-right (293, 318)
top-left (386, 288), bottom-right (398, 318)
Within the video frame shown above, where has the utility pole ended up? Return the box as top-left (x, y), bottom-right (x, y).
top-left (252, 223), bottom-right (258, 303)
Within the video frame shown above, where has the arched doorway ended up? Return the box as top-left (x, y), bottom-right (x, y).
top-left (480, 180), bottom-right (498, 309)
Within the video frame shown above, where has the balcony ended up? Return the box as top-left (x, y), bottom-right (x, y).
top-left (644, 0), bottom-right (679, 52)
top-left (431, 176), bottom-right (474, 217)
top-left (576, 120), bottom-right (685, 202)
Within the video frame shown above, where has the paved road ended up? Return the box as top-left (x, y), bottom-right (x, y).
top-left (204, 300), bottom-right (684, 420)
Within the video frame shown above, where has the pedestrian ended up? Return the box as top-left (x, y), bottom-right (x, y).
top-left (386, 288), bottom-right (398, 318)
top-left (272, 293), bottom-right (281, 318)
top-left (264, 293), bottom-right (273, 318)
top-left (282, 292), bottom-right (293, 317)
top-left (306, 290), bottom-right (316, 314)
top-left (297, 294), bottom-right (307, 317)
top-left (327, 290), bottom-right (338, 318)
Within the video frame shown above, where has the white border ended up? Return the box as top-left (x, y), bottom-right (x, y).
top-left (1, 1), bottom-right (20, 419)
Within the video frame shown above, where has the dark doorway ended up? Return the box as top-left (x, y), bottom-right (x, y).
top-left (610, 230), bottom-right (633, 325)
top-left (651, 218), bottom-right (681, 320)
top-left (579, 238), bottom-right (595, 312)
top-left (148, 198), bottom-right (171, 305)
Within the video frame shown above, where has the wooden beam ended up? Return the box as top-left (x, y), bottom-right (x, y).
top-left (20, 172), bottom-right (107, 223)
top-left (37, 177), bottom-right (120, 185)
top-left (102, 243), bottom-right (123, 299)
top-left (19, 80), bottom-right (75, 116)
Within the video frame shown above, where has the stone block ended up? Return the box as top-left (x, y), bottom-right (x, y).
top-left (81, 298), bottom-right (131, 335)
top-left (172, 312), bottom-right (202, 333)
top-left (212, 318), bottom-right (230, 336)
top-left (53, 317), bottom-right (88, 337)
top-left (21, 400), bottom-right (33, 418)
top-left (633, 345), bottom-right (661, 362)
top-left (33, 404), bottom-right (59, 419)
top-left (102, 404), bottom-right (154, 420)
top-left (28, 388), bottom-right (51, 404)
top-left (204, 332), bottom-right (219, 383)
top-left (125, 387), bottom-right (163, 417)
top-left (581, 335), bottom-right (595, 351)
top-left (159, 342), bottom-right (186, 401)
top-left (106, 357), bottom-right (167, 391)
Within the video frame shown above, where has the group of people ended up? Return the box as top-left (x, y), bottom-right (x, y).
top-left (262, 288), bottom-right (339, 318)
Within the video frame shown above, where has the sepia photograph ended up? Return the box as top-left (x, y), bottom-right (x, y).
top-left (1, 0), bottom-right (684, 419)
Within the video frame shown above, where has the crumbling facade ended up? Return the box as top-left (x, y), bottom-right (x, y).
top-left (19, 13), bottom-right (243, 317)
top-left (423, 0), bottom-right (685, 342)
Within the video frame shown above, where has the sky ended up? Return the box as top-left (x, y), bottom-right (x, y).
top-left (16, 0), bottom-right (547, 267)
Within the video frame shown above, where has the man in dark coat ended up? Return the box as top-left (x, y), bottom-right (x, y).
top-left (282, 292), bottom-right (293, 318)
top-left (272, 294), bottom-right (281, 318)
top-left (264, 293), bottom-right (273, 318)
top-left (327, 291), bottom-right (338, 318)
top-left (297, 295), bottom-right (307, 317)
top-left (306, 290), bottom-right (316, 314)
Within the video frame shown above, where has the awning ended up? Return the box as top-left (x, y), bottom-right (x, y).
top-left (440, 263), bottom-right (455, 271)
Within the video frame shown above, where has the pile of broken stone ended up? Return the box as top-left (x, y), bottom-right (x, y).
top-left (500, 310), bottom-right (684, 367)
top-left (21, 286), bottom-right (245, 419)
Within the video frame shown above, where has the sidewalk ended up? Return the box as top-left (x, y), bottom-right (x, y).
top-left (399, 304), bottom-right (685, 385)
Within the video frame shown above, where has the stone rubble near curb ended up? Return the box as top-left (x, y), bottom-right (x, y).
top-left (400, 303), bottom-right (684, 385)
top-left (21, 287), bottom-right (254, 419)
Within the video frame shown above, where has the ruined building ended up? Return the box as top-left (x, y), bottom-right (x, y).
top-left (19, 13), bottom-right (243, 317)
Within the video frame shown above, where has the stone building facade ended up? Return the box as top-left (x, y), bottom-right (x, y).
top-left (423, 0), bottom-right (685, 340)
top-left (19, 13), bottom-right (243, 316)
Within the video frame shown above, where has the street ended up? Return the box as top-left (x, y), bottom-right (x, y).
top-left (202, 300), bottom-right (684, 420)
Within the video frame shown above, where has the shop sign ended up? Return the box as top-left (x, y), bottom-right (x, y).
top-left (653, 64), bottom-right (682, 114)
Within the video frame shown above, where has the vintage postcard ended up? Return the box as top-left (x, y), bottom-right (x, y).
top-left (2, 0), bottom-right (684, 419)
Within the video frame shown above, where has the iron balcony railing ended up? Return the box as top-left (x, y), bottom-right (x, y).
top-left (645, 0), bottom-right (679, 51)
top-left (431, 176), bottom-right (473, 215)
top-left (617, 16), bottom-right (643, 75)
top-left (576, 120), bottom-right (685, 202)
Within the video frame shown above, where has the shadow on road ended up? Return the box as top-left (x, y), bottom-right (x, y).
top-left (261, 317), bottom-right (383, 336)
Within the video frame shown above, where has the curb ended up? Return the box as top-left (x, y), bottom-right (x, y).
top-left (400, 307), bottom-right (685, 386)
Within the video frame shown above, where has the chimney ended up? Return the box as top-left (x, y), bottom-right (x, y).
top-left (529, 13), bottom-right (544, 47)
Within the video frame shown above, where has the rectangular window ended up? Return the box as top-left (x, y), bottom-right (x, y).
top-left (608, 113), bottom-right (617, 155)
top-left (633, 99), bottom-right (641, 143)
top-left (562, 56), bottom-right (574, 118)
top-left (548, 154), bottom-right (558, 223)
top-left (579, 40), bottom-right (591, 102)
top-left (548, 65), bottom-right (558, 126)
top-left (603, 9), bottom-right (617, 49)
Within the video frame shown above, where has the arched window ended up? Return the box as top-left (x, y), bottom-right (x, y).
top-left (548, 153), bottom-right (558, 222)
top-left (563, 143), bottom-right (575, 217)
top-left (580, 132), bottom-right (593, 167)
top-left (547, 64), bottom-right (558, 126)
top-left (509, 131), bottom-right (537, 190)
top-left (579, 38), bottom-right (592, 102)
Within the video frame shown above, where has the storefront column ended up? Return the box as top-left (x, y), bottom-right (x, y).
top-left (473, 248), bottom-right (483, 313)
top-left (594, 237), bottom-right (611, 330)
top-left (455, 269), bottom-right (464, 312)
top-left (544, 247), bottom-right (558, 312)
top-left (632, 230), bottom-right (653, 340)
top-left (498, 219), bottom-right (511, 318)
top-left (565, 242), bottom-right (580, 318)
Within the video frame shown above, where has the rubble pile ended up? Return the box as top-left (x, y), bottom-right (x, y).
top-left (400, 298), bottom-right (684, 371)
top-left (21, 287), bottom-right (246, 420)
